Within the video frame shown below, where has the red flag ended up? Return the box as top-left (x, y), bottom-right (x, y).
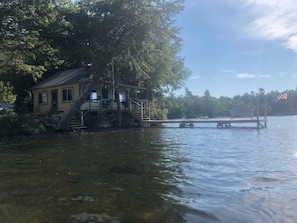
top-left (275, 90), bottom-right (288, 102)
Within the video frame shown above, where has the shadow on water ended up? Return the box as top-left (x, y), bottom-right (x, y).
top-left (0, 129), bottom-right (218, 223)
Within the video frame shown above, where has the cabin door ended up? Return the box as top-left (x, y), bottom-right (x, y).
top-left (101, 86), bottom-right (110, 109)
top-left (51, 90), bottom-right (58, 112)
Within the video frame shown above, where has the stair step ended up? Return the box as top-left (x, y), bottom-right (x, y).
top-left (129, 111), bottom-right (150, 122)
top-left (69, 120), bottom-right (81, 124)
top-left (68, 118), bottom-right (87, 130)
top-left (71, 126), bottom-right (87, 130)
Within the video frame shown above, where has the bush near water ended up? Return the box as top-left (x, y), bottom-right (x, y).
top-left (0, 111), bottom-right (46, 137)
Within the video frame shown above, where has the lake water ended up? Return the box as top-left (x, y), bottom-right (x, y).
top-left (1, 116), bottom-right (297, 223)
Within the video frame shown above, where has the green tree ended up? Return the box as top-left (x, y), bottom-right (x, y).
top-left (103, 0), bottom-right (189, 90)
top-left (57, 0), bottom-right (190, 128)
top-left (59, 0), bottom-right (189, 88)
top-left (201, 90), bottom-right (215, 117)
top-left (0, 0), bottom-right (70, 107)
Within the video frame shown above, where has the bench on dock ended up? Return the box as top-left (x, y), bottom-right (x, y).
top-left (217, 122), bottom-right (232, 128)
top-left (179, 122), bottom-right (194, 128)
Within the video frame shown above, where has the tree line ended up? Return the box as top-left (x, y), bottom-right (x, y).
top-left (152, 88), bottom-right (296, 119)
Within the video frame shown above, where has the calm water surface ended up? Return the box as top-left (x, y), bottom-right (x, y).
top-left (1, 116), bottom-right (297, 223)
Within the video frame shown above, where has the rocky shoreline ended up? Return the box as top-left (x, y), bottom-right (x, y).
top-left (0, 110), bottom-right (141, 137)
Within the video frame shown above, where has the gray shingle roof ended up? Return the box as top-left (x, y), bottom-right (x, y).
top-left (32, 68), bottom-right (87, 89)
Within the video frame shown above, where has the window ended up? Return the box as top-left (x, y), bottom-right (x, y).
top-left (102, 87), bottom-right (109, 99)
top-left (91, 90), bottom-right (98, 101)
top-left (62, 88), bottom-right (73, 102)
top-left (38, 92), bottom-right (48, 104)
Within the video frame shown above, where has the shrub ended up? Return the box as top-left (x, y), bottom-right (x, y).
top-left (0, 111), bottom-right (41, 136)
top-left (0, 111), bottom-right (23, 136)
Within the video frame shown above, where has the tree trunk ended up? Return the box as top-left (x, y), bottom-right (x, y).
top-left (115, 84), bottom-right (122, 127)
top-left (56, 66), bottom-right (105, 130)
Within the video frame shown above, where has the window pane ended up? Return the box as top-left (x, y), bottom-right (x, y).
top-left (39, 93), bottom-right (42, 104)
top-left (62, 88), bottom-right (73, 101)
top-left (68, 89), bottom-right (73, 101)
top-left (38, 92), bottom-right (47, 104)
top-left (62, 90), bottom-right (67, 101)
top-left (91, 90), bottom-right (97, 100)
top-left (42, 92), bottom-right (47, 103)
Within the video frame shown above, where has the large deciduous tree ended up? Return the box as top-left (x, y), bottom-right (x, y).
top-left (0, 0), bottom-right (71, 108)
top-left (61, 0), bottom-right (189, 89)
top-left (57, 0), bottom-right (190, 128)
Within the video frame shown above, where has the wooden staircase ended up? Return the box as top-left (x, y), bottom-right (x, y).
top-left (68, 118), bottom-right (87, 130)
top-left (132, 110), bottom-right (149, 121)
top-left (128, 110), bottom-right (150, 127)
top-left (126, 99), bottom-right (150, 126)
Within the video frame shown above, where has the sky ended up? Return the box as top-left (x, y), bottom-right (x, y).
top-left (175, 0), bottom-right (297, 98)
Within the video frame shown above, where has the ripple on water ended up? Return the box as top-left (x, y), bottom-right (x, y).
top-left (1, 117), bottom-right (297, 223)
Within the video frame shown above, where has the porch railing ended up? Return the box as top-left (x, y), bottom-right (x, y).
top-left (80, 98), bottom-right (150, 120)
top-left (128, 98), bottom-right (149, 120)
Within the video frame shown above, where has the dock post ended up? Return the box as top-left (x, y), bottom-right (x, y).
top-left (264, 100), bottom-right (267, 128)
top-left (256, 99), bottom-right (260, 129)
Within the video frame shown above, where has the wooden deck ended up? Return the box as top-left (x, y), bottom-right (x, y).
top-left (145, 118), bottom-right (268, 128)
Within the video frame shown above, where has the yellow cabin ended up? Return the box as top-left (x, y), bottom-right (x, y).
top-left (32, 68), bottom-right (149, 120)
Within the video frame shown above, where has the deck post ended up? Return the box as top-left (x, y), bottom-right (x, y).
top-left (141, 101), bottom-right (144, 120)
top-left (80, 111), bottom-right (84, 126)
top-left (148, 100), bottom-right (150, 120)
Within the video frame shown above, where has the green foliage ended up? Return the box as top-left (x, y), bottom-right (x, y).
top-left (0, 112), bottom-right (22, 136)
top-left (150, 98), bottom-right (169, 120)
top-left (63, 0), bottom-right (190, 90)
top-left (164, 88), bottom-right (297, 119)
top-left (0, 81), bottom-right (16, 103)
top-left (1, 0), bottom-right (189, 112)
top-left (0, 111), bottom-right (47, 136)
top-left (0, 0), bottom-right (71, 106)
top-left (0, 0), bottom-right (67, 79)
top-left (0, 112), bottom-right (29, 136)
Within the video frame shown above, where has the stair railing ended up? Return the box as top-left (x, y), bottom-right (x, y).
top-left (128, 98), bottom-right (149, 120)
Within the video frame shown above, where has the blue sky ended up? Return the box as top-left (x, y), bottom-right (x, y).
top-left (175, 0), bottom-right (297, 98)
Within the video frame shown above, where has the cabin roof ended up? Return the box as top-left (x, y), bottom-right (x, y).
top-left (32, 68), bottom-right (87, 90)
top-left (32, 67), bottom-right (147, 91)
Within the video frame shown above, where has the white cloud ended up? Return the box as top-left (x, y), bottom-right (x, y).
top-left (285, 35), bottom-right (297, 52)
top-left (244, 0), bottom-right (297, 52)
top-left (236, 73), bottom-right (271, 79)
top-left (237, 73), bottom-right (255, 79)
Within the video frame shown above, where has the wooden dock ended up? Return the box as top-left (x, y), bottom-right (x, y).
top-left (145, 118), bottom-right (267, 129)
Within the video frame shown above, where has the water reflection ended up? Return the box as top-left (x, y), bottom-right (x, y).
top-left (0, 129), bottom-right (191, 223)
